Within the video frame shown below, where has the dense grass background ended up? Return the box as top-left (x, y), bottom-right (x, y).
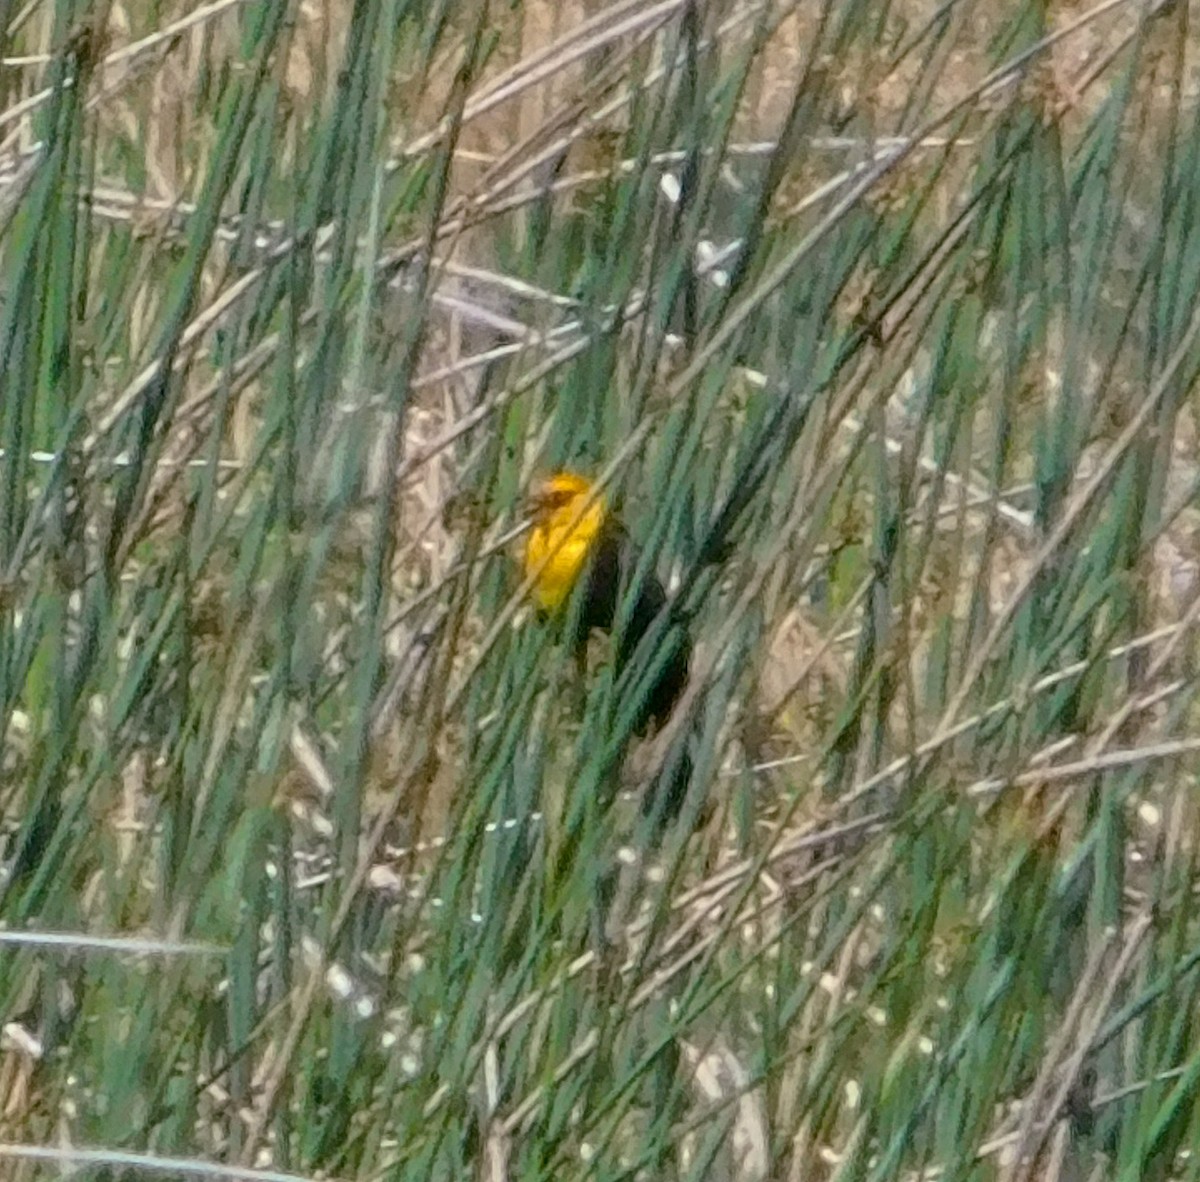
top-left (1, 0), bottom-right (1199, 1178)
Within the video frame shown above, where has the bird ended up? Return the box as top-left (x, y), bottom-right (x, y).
top-left (522, 471), bottom-right (691, 740)
top-left (521, 468), bottom-right (701, 983)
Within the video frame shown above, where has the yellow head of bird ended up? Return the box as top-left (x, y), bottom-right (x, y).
top-left (522, 471), bottom-right (607, 612)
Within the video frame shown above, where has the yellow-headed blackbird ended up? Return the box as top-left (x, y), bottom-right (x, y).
top-left (523, 471), bottom-right (690, 738)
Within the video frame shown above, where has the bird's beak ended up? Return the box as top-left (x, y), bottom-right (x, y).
top-left (525, 481), bottom-right (555, 518)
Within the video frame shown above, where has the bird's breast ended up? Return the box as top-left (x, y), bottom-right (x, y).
top-left (525, 525), bottom-right (593, 611)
